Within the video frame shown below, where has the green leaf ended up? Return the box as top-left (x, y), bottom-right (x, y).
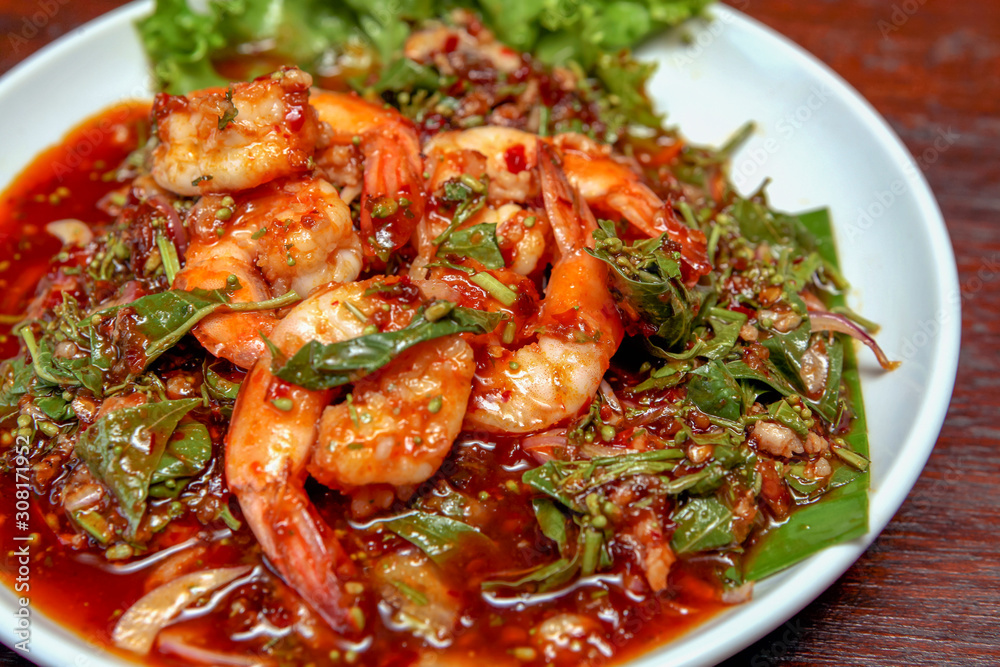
top-left (150, 420), bottom-right (212, 487)
top-left (522, 449), bottom-right (683, 511)
top-left (69, 508), bottom-right (114, 545)
top-left (34, 393), bottom-right (75, 422)
top-left (743, 484), bottom-right (868, 581)
top-left (765, 399), bottom-right (811, 436)
top-left (0, 356), bottom-right (33, 420)
top-left (587, 220), bottom-right (701, 352)
top-left (383, 511), bottom-right (493, 567)
top-left (431, 180), bottom-right (488, 247)
top-left (75, 398), bottom-right (201, 536)
top-left (372, 57), bottom-right (440, 93)
top-left (687, 360), bottom-right (743, 422)
top-left (701, 307), bottom-right (747, 360)
top-left (670, 497), bottom-right (733, 554)
top-left (742, 205), bottom-right (870, 580)
top-left (760, 321), bottom-right (811, 389)
top-left (481, 555), bottom-right (579, 593)
top-left (91, 285), bottom-right (298, 377)
top-left (136, 0), bottom-right (232, 94)
top-left (728, 196), bottom-right (818, 254)
top-left (726, 337), bottom-right (843, 425)
top-left (532, 498), bottom-right (569, 556)
top-left (436, 223), bottom-right (505, 270)
top-left (271, 306), bottom-right (504, 390)
top-left (203, 360), bottom-right (242, 401)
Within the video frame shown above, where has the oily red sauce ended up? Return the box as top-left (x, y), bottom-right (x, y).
top-left (0, 104), bottom-right (731, 666)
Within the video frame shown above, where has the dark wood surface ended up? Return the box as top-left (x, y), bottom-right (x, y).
top-left (1, 0), bottom-right (997, 665)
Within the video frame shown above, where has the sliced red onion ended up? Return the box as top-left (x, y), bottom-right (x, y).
top-left (809, 311), bottom-right (899, 370)
top-left (149, 194), bottom-right (188, 257)
top-left (521, 429), bottom-right (568, 463)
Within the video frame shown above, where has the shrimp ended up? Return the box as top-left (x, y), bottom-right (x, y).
top-left (311, 335), bottom-right (474, 490)
top-left (404, 10), bottom-right (523, 76)
top-left (550, 133), bottom-right (711, 284)
top-left (462, 143), bottom-right (625, 433)
top-left (151, 67), bottom-right (320, 197)
top-left (413, 127), bottom-right (552, 278)
top-left (310, 91), bottom-right (426, 253)
top-left (174, 176), bottom-right (361, 369)
top-left (225, 279), bottom-right (474, 629)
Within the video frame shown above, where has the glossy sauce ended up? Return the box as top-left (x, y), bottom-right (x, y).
top-left (0, 104), bottom-right (732, 667)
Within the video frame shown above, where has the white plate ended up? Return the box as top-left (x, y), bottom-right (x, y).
top-left (0, 3), bottom-right (960, 666)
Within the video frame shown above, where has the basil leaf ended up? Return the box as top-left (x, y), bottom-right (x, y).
top-left (75, 398), bottom-right (201, 536)
top-left (203, 360), bottom-right (242, 401)
top-left (670, 497), bottom-right (734, 554)
top-left (587, 220), bottom-right (701, 353)
top-left (687, 360), bottom-right (743, 422)
top-left (69, 508), bottom-right (114, 545)
top-left (765, 399), bottom-right (811, 436)
top-left (760, 320), bottom-right (811, 388)
top-left (150, 419), bottom-right (212, 487)
top-left (729, 196), bottom-right (818, 254)
top-left (432, 180), bottom-right (487, 247)
top-left (0, 357), bottom-right (33, 420)
top-left (661, 465), bottom-right (726, 496)
top-left (532, 498), bottom-right (569, 557)
top-left (481, 555), bottom-right (579, 593)
top-left (726, 340), bottom-right (842, 425)
top-left (34, 393), bottom-right (75, 422)
top-left (522, 449), bottom-right (683, 512)
top-left (20, 328), bottom-right (103, 395)
top-left (813, 336), bottom-right (845, 424)
top-left (271, 306), bottom-right (504, 390)
top-left (701, 308), bottom-right (747, 360)
top-left (91, 286), bottom-right (299, 377)
top-left (436, 223), bottom-right (504, 269)
top-left (383, 511), bottom-right (493, 567)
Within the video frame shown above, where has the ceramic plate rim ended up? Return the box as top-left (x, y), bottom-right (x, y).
top-left (0, 3), bottom-right (960, 667)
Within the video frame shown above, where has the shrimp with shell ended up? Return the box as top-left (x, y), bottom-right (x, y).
top-left (311, 91), bottom-right (427, 254)
top-left (225, 278), bottom-right (476, 629)
top-left (457, 143), bottom-right (626, 433)
top-left (173, 176), bottom-right (362, 369)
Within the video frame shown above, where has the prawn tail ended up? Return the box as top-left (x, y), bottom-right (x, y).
top-left (653, 202), bottom-right (712, 285)
top-left (360, 126), bottom-right (426, 255)
top-left (261, 487), bottom-right (361, 633)
top-left (538, 142), bottom-right (598, 255)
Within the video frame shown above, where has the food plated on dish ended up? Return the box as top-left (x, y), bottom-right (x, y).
top-left (1, 1), bottom-right (955, 666)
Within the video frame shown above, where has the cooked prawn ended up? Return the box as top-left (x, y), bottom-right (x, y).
top-left (404, 11), bottom-right (522, 76)
top-left (174, 176), bottom-right (361, 369)
top-left (551, 133), bottom-right (711, 284)
top-left (225, 279), bottom-right (474, 628)
top-left (151, 67), bottom-right (320, 197)
top-left (462, 143), bottom-right (625, 433)
top-left (413, 127), bottom-right (552, 278)
top-left (311, 335), bottom-right (474, 490)
top-left (310, 91), bottom-right (426, 253)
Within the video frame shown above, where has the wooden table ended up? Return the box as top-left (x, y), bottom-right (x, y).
top-left (1, 1), bottom-right (997, 665)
